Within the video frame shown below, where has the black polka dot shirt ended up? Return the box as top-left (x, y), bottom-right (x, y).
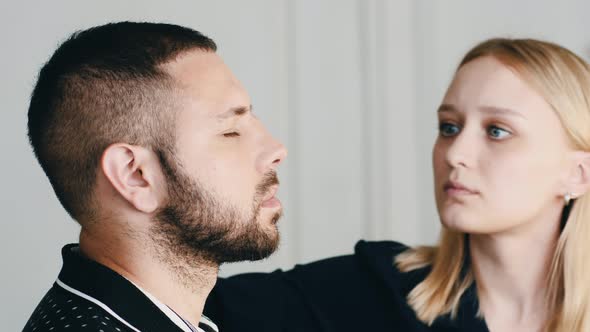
top-left (23, 290), bottom-right (128, 332)
top-left (23, 244), bottom-right (219, 332)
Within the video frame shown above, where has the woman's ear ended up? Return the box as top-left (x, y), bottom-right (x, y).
top-left (100, 143), bottom-right (165, 213)
top-left (562, 151), bottom-right (590, 198)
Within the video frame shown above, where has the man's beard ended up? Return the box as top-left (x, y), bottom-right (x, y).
top-left (151, 150), bottom-right (281, 266)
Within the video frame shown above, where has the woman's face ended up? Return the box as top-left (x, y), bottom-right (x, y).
top-left (433, 56), bottom-right (574, 234)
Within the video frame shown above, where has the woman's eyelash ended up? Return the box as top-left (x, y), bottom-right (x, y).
top-left (487, 125), bottom-right (511, 139)
top-left (437, 122), bottom-right (512, 140)
top-left (438, 122), bottom-right (460, 136)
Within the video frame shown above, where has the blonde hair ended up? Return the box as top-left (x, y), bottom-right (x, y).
top-left (396, 38), bottom-right (590, 331)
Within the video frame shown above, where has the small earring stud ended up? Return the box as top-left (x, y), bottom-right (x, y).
top-left (564, 193), bottom-right (577, 205)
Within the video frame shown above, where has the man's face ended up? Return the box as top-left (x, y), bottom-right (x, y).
top-left (152, 50), bottom-right (287, 264)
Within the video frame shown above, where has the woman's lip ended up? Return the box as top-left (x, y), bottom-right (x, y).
top-left (444, 181), bottom-right (478, 195)
top-left (445, 187), bottom-right (477, 196)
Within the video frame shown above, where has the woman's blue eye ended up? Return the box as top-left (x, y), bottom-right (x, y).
top-left (488, 126), bottom-right (510, 139)
top-left (439, 123), bottom-right (460, 137)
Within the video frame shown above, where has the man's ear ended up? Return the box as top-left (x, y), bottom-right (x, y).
top-left (562, 151), bottom-right (590, 199)
top-left (100, 143), bottom-right (164, 213)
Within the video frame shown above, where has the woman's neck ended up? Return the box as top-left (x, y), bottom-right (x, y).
top-left (469, 212), bottom-right (561, 331)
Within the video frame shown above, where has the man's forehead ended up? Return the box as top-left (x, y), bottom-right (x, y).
top-left (164, 49), bottom-right (232, 85)
top-left (164, 50), bottom-right (250, 117)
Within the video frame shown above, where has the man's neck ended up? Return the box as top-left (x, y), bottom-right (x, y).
top-left (79, 228), bottom-right (218, 328)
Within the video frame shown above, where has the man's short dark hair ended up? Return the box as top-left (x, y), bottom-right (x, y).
top-left (27, 21), bottom-right (217, 222)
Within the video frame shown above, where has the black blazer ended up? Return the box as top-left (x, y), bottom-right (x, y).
top-left (204, 240), bottom-right (489, 332)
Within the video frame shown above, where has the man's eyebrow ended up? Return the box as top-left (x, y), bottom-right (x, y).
top-left (217, 105), bottom-right (253, 119)
top-left (437, 103), bottom-right (526, 119)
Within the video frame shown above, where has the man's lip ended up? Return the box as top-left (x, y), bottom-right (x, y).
top-left (261, 186), bottom-right (281, 208)
top-left (262, 197), bottom-right (281, 208)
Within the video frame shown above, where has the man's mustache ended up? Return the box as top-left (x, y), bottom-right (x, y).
top-left (256, 171), bottom-right (279, 199)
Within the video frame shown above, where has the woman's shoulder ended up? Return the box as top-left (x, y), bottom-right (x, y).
top-left (212, 240), bottom-right (429, 295)
top-left (282, 240), bottom-right (432, 330)
top-left (353, 239), bottom-right (412, 259)
top-left (205, 240), bottom-right (432, 331)
top-left (282, 240), bottom-right (431, 301)
top-left (352, 240), bottom-right (431, 293)
top-left (286, 240), bottom-right (415, 281)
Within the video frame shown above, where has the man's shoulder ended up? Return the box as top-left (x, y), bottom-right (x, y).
top-left (23, 283), bottom-right (131, 332)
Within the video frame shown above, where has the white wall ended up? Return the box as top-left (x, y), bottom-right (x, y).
top-left (2, 0), bottom-right (590, 330)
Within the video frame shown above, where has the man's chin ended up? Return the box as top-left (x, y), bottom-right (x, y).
top-left (215, 225), bottom-right (280, 263)
top-left (251, 229), bottom-right (280, 261)
top-left (261, 210), bottom-right (282, 225)
top-left (219, 243), bottom-right (279, 264)
top-left (257, 214), bottom-right (281, 244)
